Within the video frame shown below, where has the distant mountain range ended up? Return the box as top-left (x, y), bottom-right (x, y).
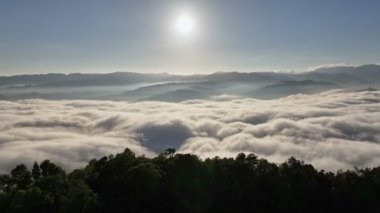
top-left (0, 72), bottom-right (180, 87)
top-left (0, 64), bottom-right (379, 101)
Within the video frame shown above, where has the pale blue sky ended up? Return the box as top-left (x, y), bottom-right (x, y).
top-left (1, 0), bottom-right (379, 75)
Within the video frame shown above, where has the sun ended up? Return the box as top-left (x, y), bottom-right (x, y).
top-left (175, 14), bottom-right (195, 36)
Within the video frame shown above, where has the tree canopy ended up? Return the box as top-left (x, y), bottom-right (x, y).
top-left (1, 148), bottom-right (380, 212)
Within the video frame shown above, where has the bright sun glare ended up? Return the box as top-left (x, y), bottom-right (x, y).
top-left (175, 14), bottom-right (195, 36)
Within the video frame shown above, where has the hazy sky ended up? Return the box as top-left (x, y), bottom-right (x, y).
top-left (1, 0), bottom-right (379, 75)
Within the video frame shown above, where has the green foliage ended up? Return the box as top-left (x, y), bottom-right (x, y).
top-left (32, 162), bottom-right (41, 180)
top-left (2, 148), bottom-right (380, 212)
top-left (10, 164), bottom-right (32, 190)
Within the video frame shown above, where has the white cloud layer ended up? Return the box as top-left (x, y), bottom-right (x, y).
top-left (307, 63), bottom-right (356, 71)
top-left (0, 90), bottom-right (380, 172)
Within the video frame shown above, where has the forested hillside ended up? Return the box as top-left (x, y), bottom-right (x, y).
top-left (1, 148), bottom-right (380, 213)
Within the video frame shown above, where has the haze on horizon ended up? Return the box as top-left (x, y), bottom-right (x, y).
top-left (1, 0), bottom-right (380, 75)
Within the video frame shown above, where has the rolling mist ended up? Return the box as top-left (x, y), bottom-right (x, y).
top-left (0, 64), bottom-right (379, 173)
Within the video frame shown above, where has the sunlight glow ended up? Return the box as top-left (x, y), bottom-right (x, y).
top-left (175, 14), bottom-right (195, 36)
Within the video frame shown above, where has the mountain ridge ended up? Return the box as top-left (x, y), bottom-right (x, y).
top-left (0, 64), bottom-right (379, 101)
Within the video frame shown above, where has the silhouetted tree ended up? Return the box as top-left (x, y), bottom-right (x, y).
top-left (32, 162), bottom-right (41, 180)
top-left (10, 164), bottom-right (32, 190)
top-left (164, 148), bottom-right (176, 158)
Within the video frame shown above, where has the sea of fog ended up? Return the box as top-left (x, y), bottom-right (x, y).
top-left (0, 89), bottom-right (379, 173)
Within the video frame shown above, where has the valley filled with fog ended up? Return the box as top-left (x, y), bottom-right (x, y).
top-left (1, 87), bottom-right (379, 173)
top-left (0, 65), bottom-right (379, 172)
